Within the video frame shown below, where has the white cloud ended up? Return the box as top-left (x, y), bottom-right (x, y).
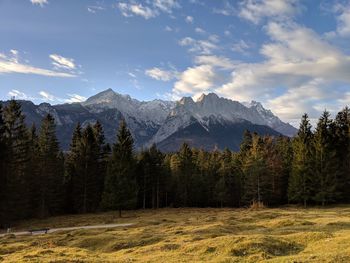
top-left (239, 0), bottom-right (300, 24)
top-left (179, 37), bottom-right (218, 55)
top-left (145, 67), bottom-right (178, 81)
top-left (224, 30), bottom-right (231, 36)
top-left (165, 26), bottom-right (173, 31)
top-left (232, 40), bottom-right (250, 54)
top-left (49, 54), bottom-right (76, 70)
top-left (39, 91), bottom-right (56, 101)
top-left (128, 72), bottom-right (137, 78)
top-left (153, 0), bottom-right (180, 13)
top-left (8, 90), bottom-right (31, 100)
top-left (117, 0), bottom-right (180, 19)
top-left (195, 27), bottom-right (205, 34)
top-left (30, 0), bottom-right (48, 7)
top-left (65, 94), bottom-right (87, 103)
top-left (215, 21), bottom-right (350, 122)
top-left (0, 50), bottom-right (75, 77)
top-left (333, 3), bottom-right (350, 37)
top-left (173, 65), bottom-right (223, 95)
top-left (185, 16), bottom-right (194, 23)
top-left (213, 1), bottom-right (236, 16)
top-left (118, 2), bottom-right (157, 19)
top-left (87, 5), bottom-right (105, 13)
top-left (194, 55), bottom-right (236, 69)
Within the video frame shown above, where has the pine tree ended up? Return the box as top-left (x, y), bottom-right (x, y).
top-left (37, 114), bottom-right (64, 217)
top-left (242, 134), bottom-right (271, 205)
top-left (65, 123), bottom-right (82, 213)
top-left (93, 121), bottom-right (109, 204)
top-left (2, 100), bottom-right (31, 222)
top-left (0, 104), bottom-right (8, 226)
top-left (79, 124), bottom-right (100, 212)
top-left (313, 111), bottom-right (339, 205)
top-left (288, 114), bottom-right (314, 207)
top-left (263, 136), bottom-right (285, 205)
top-left (101, 121), bottom-right (137, 217)
top-left (334, 107), bottom-right (350, 201)
top-left (275, 136), bottom-right (293, 204)
top-left (176, 143), bottom-right (194, 206)
top-left (27, 124), bottom-right (40, 217)
top-left (66, 124), bottom-right (102, 213)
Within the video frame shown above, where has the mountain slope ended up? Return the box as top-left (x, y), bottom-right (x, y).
top-left (1, 89), bottom-right (296, 151)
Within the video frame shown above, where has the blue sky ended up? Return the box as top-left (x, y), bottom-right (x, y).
top-left (0, 0), bottom-right (350, 125)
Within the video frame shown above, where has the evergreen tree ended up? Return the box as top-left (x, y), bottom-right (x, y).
top-left (313, 111), bottom-right (339, 205)
top-left (242, 134), bottom-right (271, 205)
top-left (214, 149), bottom-right (239, 207)
top-left (27, 124), bottom-right (40, 217)
top-left (0, 104), bottom-right (8, 226)
top-left (176, 143), bottom-right (194, 206)
top-left (275, 136), bottom-right (293, 204)
top-left (334, 107), bottom-right (350, 201)
top-left (37, 114), bottom-right (64, 216)
top-left (288, 114), bottom-right (314, 207)
top-left (2, 100), bottom-right (31, 222)
top-left (79, 124), bottom-right (101, 212)
top-left (101, 121), bottom-right (137, 217)
top-left (65, 123), bottom-right (82, 213)
top-left (93, 121), bottom-right (109, 204)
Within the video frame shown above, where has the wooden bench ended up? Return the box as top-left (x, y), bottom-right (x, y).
top-left (28, 228), bottom-right (50, 235)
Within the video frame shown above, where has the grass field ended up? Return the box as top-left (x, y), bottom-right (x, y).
top-left (2, 206), bottom-right (350, 262)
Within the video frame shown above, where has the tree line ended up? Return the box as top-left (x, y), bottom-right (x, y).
top-left (0, 100), bottom-right (350, 226)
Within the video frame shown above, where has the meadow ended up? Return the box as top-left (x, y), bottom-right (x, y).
top-left (1, 206), bottom-right (350, 262)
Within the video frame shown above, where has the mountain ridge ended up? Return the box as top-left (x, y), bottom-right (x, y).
top-left (1, 89), bottom-right (297, 151)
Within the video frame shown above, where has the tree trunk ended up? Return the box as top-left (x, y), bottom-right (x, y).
top-left (119, 208), bottom-right (122, 218)
top-left (156, 176), bottom-right (160, 209)
top-left (143, 174), bottom-right (146, 209)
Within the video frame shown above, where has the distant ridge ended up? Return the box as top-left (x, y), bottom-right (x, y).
top-left (1, 89), bottom-right (297, 151)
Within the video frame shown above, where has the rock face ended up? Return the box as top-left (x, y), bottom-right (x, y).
top-left (2, 89), bottom-right (297, 151)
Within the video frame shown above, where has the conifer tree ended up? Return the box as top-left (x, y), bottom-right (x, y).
top-left (2, 100), bottom-right (31, 222)
top-left (93, 121), bottom-right (109, 202)
top-left (176, 143), bottom-right (194, 206)
top-left (214, 149), bottom-right (238, 207)
top-left (65, 123), bottom-right (82, 213)
top-left (37, 114), bottom-right (64, 216)
top-left (288, 114), bottom-right (314, 207)
top-left (275, 136), bottom-right (293, 204)
top-left (27, 124), bottom-right (40, 216)
top-left (334, 107), bottom-right (350, 201)
top-left (101, 121), bottom-right (137, 217)
top-left (242, 134), bottom-right (271, 205)
top-left (313, 111), bottom-right (339, 205)
top-left (78, 124), bottom-right (100, 213)
top-left (0, 104), bottom-right (8, 226)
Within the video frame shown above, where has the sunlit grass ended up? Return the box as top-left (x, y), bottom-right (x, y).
top-left (2, 206), bottom-right (350, 262)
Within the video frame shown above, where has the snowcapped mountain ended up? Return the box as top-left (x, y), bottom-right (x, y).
top-left (82, 88), bottom-right (175, 125)
top-left (2, 89), bottom-right (297, 151)
top-left (151, 93), bottom-right (296, 146)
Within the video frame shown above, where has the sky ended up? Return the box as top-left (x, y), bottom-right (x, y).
top-left (1, 0), bottom-right (350, 126)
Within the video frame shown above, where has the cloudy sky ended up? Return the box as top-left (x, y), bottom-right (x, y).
top-left (1, 0), bottom-right (350, 126)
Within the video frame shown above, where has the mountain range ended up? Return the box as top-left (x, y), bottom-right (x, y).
top-left (2, 89), bottom-right (297, 151)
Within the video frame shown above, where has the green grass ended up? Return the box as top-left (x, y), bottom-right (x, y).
top-left (2, 206), bottom-right (350, 262)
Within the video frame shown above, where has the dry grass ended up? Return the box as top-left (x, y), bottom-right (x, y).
top-left (2, 206), bottom-right (350, 262)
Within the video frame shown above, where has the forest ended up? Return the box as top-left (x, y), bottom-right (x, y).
top-left (0, 99), bottom-right (350, 227)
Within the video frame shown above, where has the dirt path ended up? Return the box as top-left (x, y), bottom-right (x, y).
top-left (0, 223), bottom-right (134, 237)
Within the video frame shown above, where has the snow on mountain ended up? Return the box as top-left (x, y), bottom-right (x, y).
top-left (151, 93), bottom-right (297, 145)
top-left (82, 88), bottom-right (175, 125)
top-left (4, 89), bottom-right (296, 151)
top-left (245, 100), bottom-right (297, 137)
